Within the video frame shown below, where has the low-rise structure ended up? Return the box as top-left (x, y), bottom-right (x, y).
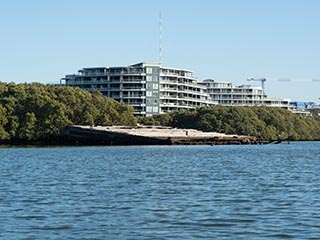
top-left (199, 79), bottom-right (291, 109)
top-left (290, 101), bottom-right (319, 110)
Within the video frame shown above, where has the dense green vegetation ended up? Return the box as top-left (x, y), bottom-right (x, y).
top-left (138, 106), bottom-right (320, 141)
top-left (0, 82), bottom-right (319, 142)
top-left (0, 82), bottom-right (136, 141)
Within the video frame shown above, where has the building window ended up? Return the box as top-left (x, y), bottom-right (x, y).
top-left (146, 68), bottom-right (153, 74)
top-left (147, 83), bottom-right (153, 89)
top-left (146, 98), bottom-right (158, 104)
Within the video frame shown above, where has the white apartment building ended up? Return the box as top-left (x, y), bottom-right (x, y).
top-left (63, 62), bottom-right (216, 116)
top-left (63, 63), bottom-right (296, 116)
top-left (199, 79), bottom-right (291, 108)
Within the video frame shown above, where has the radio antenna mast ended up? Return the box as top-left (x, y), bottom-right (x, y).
top-left (159, 12), bottom-right (162, 64)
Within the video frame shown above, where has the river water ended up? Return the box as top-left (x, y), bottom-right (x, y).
top-left (1, 142), bottom-right (320, 239)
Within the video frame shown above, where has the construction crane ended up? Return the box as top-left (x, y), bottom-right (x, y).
top-left (247, 77), bottom-right (320, 95)
top-left (247, 78), bottom-right (267, 94)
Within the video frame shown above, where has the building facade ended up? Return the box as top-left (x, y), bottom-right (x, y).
top-left (199, 79), bottom-right (291, 108)
top-left (63, 62), bottom-right (299, 116)
top-left (63, 62), bottom-right (216, 116)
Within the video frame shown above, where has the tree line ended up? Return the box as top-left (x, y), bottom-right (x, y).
top-left (0, 82), bottom-right (319, 142)
top-left (0, 82), bottom-right (136, 141)
top-left (138, 106), bottom-right (320, 141)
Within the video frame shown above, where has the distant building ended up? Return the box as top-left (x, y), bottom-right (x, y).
top-left (290, 101), bottom-right (320, 116)
top-left (62, 62), bottom-right (216, 116)
top-left (199, 79), bottom-right (291, 108)
top-left (290, 101), bottom-right (318, 109)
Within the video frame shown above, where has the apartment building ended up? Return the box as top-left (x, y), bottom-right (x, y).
top-left (199, 79), bottom-right (291, 108)
top-left (63, 62), bottom-right (296, 116)
top-left (63, 62), bottom-right (216, 116)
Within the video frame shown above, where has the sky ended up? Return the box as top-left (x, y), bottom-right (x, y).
top-left (0, 0), bottom-right (319, 102)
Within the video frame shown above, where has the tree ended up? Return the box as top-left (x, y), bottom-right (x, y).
top-left (19, 112), bottom-right (37, 140)
top-left (0, 82), bottom-right (138, 141)
top-left (0, 104), bottom-right (9, 139)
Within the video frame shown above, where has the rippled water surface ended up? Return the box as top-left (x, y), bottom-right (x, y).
top-left (1, 142), bottom-right (320, 239)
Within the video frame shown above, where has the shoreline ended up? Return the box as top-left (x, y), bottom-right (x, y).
top-left (1, 125), bottom-right (318, 147)
top-left (0, 140), bottom-right (319, 148)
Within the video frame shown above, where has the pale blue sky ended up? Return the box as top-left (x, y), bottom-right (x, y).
top-left (1, 0), bottom-right (319, 102)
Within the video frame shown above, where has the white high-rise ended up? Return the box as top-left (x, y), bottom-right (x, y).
top-left (63, 62), bottom-right (216, 116)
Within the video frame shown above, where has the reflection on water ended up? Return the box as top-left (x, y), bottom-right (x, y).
top-left (1, 143), bottom-right (320, 239)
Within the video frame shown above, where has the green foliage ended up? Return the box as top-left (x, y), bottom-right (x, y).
top-left (138, 106), bottom-right (320, 141)
top-left (0, 104), bottom-right (9, 140)
top-left (137, 112), bottom-right (173, 126)
top-left (1, 80), bottom-right (319, 142)
top-left (0, 82), bottom-right (136, 141)
top-left (19, 112), bottom-right (37, 140)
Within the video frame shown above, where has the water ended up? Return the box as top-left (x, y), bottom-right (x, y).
top-left (1, 142), bottom-right (320, 239)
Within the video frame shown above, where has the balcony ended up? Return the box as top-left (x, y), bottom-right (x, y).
top-left (122, 94), bottom-right (146, 99)
top-left (127, 102), bottom-right (146, 106)
top-left (109, 88), bottom-right (121, 91)
top-left (66, 80), bottom-right (93, 85)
